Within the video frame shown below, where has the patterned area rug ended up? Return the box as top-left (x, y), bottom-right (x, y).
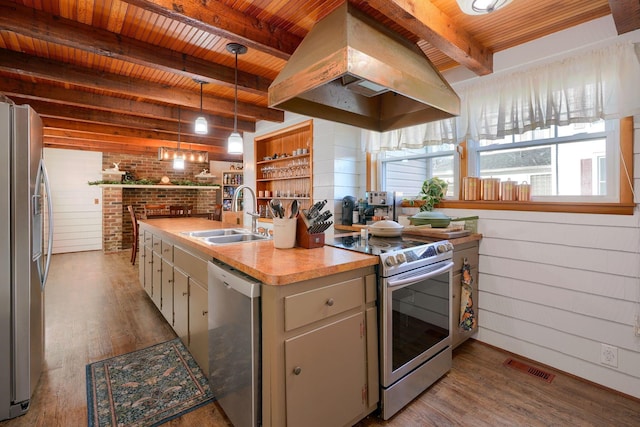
top-left (86, 338), bottom-right (214, 427)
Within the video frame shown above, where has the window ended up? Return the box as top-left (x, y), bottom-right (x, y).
top-left (381, 144), bottom-right (457, 198)
top-left (471, 119), bottom-right (619, 202)
top-left (377, 118), bottom-right (633, 214)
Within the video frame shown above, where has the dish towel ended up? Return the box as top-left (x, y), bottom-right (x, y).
top-left (459, 257), bottom-right (477, 331)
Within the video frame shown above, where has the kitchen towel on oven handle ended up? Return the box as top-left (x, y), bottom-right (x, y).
top-left (459, 257), bottom-right (477, 332)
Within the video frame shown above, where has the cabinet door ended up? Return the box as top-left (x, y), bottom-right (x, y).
top-left (188, 279), bottom-right (209, 373)
top-left (173, 268), bottom-right (189, 346)
top-left (143, 246), bottom-right (153, 297)
top-left (285, 312), bottom-right (366, 427)
top-left (138, 235), bottom-right (145, 287)
top-left (160, 259), bottom-right (174, 323)
top-left (151, 252), bottom-right (162, 309)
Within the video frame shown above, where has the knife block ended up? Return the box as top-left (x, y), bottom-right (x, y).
top-left (296, 215), bottom-right (325, 249)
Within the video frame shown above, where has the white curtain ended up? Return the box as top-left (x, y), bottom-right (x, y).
top-left (364, 41), bottom-right (640, 152)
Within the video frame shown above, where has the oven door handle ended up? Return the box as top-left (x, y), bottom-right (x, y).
top-left (386, 261), bottom-right (454, 288)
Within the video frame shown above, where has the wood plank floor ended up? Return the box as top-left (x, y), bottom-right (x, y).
top-left (1, 250), bottom-right (639, 427)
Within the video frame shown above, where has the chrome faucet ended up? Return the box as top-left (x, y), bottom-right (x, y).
top-left (232, 184), bottom-right (260, 234)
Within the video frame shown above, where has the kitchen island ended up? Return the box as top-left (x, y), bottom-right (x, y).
top-left (138, 217), bottom-right (379, 427)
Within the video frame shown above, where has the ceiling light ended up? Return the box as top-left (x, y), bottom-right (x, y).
top-left (456, 0), bottom-right (513, 15)
top-left (194, 79), bottom-right (208, 134)
top-left (226, 42), bottom-right (247, 155)
top-left (158, 107), bottom-right (209, 167)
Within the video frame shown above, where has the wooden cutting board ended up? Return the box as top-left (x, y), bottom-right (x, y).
top-left (402, 226), bottom-right (471, 239)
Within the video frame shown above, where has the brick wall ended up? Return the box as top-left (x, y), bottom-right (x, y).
top-left (101, 152), bottom-right (220, 253)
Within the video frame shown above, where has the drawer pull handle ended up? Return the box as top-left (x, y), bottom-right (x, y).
top-left (183, 292), bottom-right (188, 296)
top-left (326, 298), bottom-right (334, 307)
top-left (202, 310), bottom-right (208, 316)
top-left (293, 366), bottom-right (302, 375)
top-left (157, 268), bottom-right (162, 272)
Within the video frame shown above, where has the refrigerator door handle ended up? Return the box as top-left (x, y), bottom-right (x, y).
top-left (40, 159), bottom-right (53, 290)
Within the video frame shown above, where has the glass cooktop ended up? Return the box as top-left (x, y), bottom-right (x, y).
top-left (327, 234), bottom-right (432, 256)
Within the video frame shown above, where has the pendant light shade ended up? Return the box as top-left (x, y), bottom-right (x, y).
top-left (456, 0), bottom-right (513, 15)
top-left (227, 132), bottom-right (243, 154)
top-left (226, 43), bottom-right (247, 154)
top-left (194, 80), bottom-right (208, 134)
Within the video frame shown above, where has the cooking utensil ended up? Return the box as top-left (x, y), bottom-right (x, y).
top-left (315, 210), bottom-right (332, 223)
top-left (368, 219), bottom-right (404, 237)
top-left (289, 199), bottom-right (299, 219)
top-left (307, 199), bottom-right (327, 219)
top-left (270, 199), bottom-right (284, 218)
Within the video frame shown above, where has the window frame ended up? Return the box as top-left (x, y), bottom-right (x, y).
top-left (374, 117), bottom-right (634, 215)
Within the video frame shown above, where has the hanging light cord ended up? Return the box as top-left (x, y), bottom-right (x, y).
top-left (233, 50), bottom-right (238, 133)
top-left (199, 82), bottom-right (204, 114)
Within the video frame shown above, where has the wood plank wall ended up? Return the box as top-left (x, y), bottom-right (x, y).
top-left (442, 116), bottom-right (640, 399)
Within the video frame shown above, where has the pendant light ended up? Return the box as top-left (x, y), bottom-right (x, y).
top-left (226, 42), bottom-right (247, 155)
top-left (456, 0), bottom-right (513, 15)
top-left (173, 107), bottom-right (185, 170)
top-left (194, 79), bottom-right (208, 134)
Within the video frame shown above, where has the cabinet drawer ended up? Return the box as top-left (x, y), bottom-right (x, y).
top-left (173, 246), bottom-right (208, 287)
top-left (161, 240), bottom-right (174, 261)
top-left (152, 235), bottom-right (162, 252)
top-left (143, 230), bottom-right (153, 247)
top-left (284, 278), bottom-right (363, 331)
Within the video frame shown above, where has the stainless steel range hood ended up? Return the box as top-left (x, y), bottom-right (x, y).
top-left (268, 2), bottom-right (460, 132)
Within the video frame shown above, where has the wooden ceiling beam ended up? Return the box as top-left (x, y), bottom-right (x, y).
top-left (361, 0), bottom-right (493, 75)
top-left (44, 127), bottom-right (226, 149)
top-left (2, 79), bottom-right (255, 133)
top-left (0, 0), bottom-right (271, 96)
top-left (608, 0), bottom-right (640, 35)
top-left (15, 98), bottom-right (232, 141)
top-left (44, 136), bottom-right (240, 161)
top-left (42, 118), bottom-right (231, 146)
top-left (0, 49), bottom-right (283, 123)
top-left (120, 0), bottom-right (303, 60)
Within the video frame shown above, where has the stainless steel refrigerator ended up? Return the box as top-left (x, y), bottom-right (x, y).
top-left (0, 99), bottom-right (53, 421)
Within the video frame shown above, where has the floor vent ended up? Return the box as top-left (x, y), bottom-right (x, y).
top-left (503, 358), bottom-right (555, 383)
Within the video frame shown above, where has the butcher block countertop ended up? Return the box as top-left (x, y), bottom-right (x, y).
top-left (139, 217), bottom-right (379, 286)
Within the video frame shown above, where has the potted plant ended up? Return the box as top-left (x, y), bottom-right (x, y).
top-left (419, 177), bottom-right (448, 212)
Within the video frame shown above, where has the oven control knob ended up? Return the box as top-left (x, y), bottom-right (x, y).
top-left (396, 253), bottom-right (407, 264)
top-left (385, 256), bottom-right (397, 267)
top-left (437, 244), bottom-right (449, 253)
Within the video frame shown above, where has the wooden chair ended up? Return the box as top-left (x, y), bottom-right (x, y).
top-left (210, 204), bottom-right (222, 221)
top-left (127, 205), bottom-right (138, 265)
top-left (169, 205), bottom-right (193, 217)
top-left (144, 204), bottom-right (167, 219)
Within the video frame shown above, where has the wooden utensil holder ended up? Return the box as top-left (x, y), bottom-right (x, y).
top-left (296, 215), bottom-right (325, 249)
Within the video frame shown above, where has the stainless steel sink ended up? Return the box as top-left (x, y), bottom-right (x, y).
top-left (181, 228), bottom-right (270, 245)
top-left (203, 233), bottom-right (269, 245)
top-left (182, 229), bottom-right (248, 238)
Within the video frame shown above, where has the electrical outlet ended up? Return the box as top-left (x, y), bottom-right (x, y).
top-left (600, 344), bottom-right (618, 368)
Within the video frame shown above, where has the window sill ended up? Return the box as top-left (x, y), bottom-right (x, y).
top-left (439, 200), bottom-right (635, 215)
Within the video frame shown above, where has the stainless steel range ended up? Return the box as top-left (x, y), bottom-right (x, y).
top-left (329, 235), bottom-right (454, 420)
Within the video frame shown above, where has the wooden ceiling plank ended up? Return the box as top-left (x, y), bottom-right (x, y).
top-left (0, 0), bottom-right (272, 96)
top-left (0, 77), bottom-right (256, 132)
top-left (119, 0), bottom-right (302, 60)
top-left (362, 0), bottom-right (493, 75)
top-left (0, 48), bottom-right (283, 122)
top-left (43, 118), bottom-right (231, 145)
top-left (608, 0), bottom-right (640, 35)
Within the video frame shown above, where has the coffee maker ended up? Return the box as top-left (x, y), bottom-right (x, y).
top-left (341, 196), bottom-right (357, 225)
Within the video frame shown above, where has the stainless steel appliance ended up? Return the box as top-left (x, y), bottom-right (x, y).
top-left (207, 260), bottom-right (261, 427)
top-left (364, 191), bottom-right (397, 222)
top-left (328, 235), bottom-right (454, 420)
top-left (0, 100), bottom-right (54, 421)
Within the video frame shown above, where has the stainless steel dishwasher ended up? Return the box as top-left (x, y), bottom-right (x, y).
top-left (208, 259), bottom-right (261, 427)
